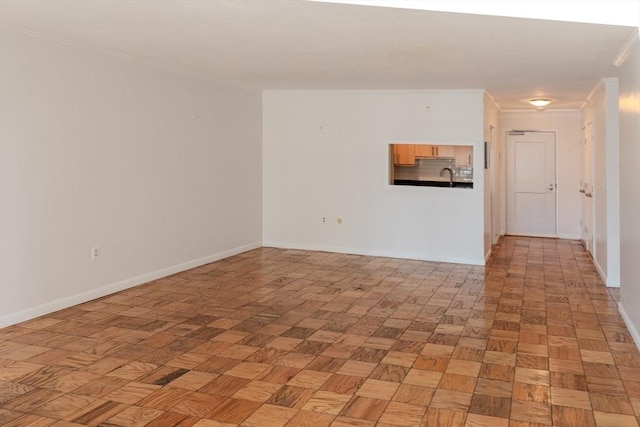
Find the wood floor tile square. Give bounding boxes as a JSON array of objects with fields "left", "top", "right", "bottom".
[
  {"left": 287, "top": 369, "right": 332, "bottom": 389},
  {"left": 403, "top": 368, "right": 442, "bottom": 388},
  {"left": 378, "top": 401, "right": 426, "bottom": 426},
  {"left": 510, "top": 400, "right": 552, "bottom": 425},
  {"left": 370, "top": 363, "right": 409, "bottom": 383},
  {"left": 232, "top": 380, "right": 283, "bottom": 402},
  {"left": 302, "top": 390, "right": 351, "bottom": 415},
  {"left": 3, "top": 387, "right": 64, "bottom": 413},
  {"left": 104, "top": 381, "right": 160, "bottom": 404},
  {"left": 474, "top": 378, "right": 512, "bottom": 398},
  {"left": 257, "top": 365, "right": 300, "bottom": 384},
  {"left": 267, "top": 385, "right": 316, "bottom": 408},
  {"left": 320, "top": 374, "right": 366, "bottom": 394},
  {"left": 590, "top": 392, "right": 635, "bottom": 415},
  {"left": 336, "top": 360, "right": 377, "bottom": 377},
  {"left": 242, "top": 404, "right": 297, "bottom": 427},
  {"left": 275, "top": 352, "right": 315, "bottom": 369},
  {"left": 515, "top": 367, "right": 550, "bottom": 386},
  {"left": 103, "top": 405, "right": 163, "bottom": 426},
  {"left": 593, "top": 411, "right": 639, "bottom": 427},
  {"left": 205, "top": 396, "right": 261, "bottom": 424},
  {"left": 340, "top": 396, "right": 387, "bottom": 421},
  {"left": 283, "top": 409, "right": 334, "bottom": 426},
  {"left": 166, "top": 370, "right": 219, "bottom": 390},
  {"left": 438, "top": 373, "right": 477, "bottom": 393},
  {"left": 465, "top": 413, "right": 509, "bottom": 427},
  {"left": 550, "top": 372, "right": 588, "bottom": 391},
  {"left": 421, "top": 408, "right": 467, "bottom": 427},
  {"left": 305, "top": 356, "right": 346, "bottom": 373},
  {"left": 479, "top": 363, "right": 515, "bottom": 381},
  {"left": 0, "top": 360, "right": 44, "bottom": 381},
  {"left": 413, "top": 355, "right": 449, "bottom": 371},
  {"left": 430, "top": 389, "right": 473, "bottom": 411},
  {"left": 168, "top": 391, "right": 225, "bottom": 418},
  {"left": 392, "top": 383, "right": 435, "bottom": 406},
  {"left": 223, "top": 361, "right": 270, "bottom": 379},
  {"left": 512, "top": 383, "right": 551, "bottom": 405},
  {"left": 468, "top": 394, "right": 511, "bottom": 418},
  {"left": 550, "top": 387, "right": 592, "bottom": 410},
  {"left": 144, "top": 411, "right": 198, "bottom": 426},
  {"left": 2, "top": 413, "right": 58, "bottom": 427},
  {"left": 69, "top": 400, "right": 129, "bottom": 425},
  {"left": 198, "top": 374, "right": 250, "bottom": 397},
  {"left": 552, "top": 405, "right": 596, "bottom": 427},
  {"left": 31, "top": 393, "right": 98, "bottom": 419},
  {"left": 355, "top": 379, "right": 399, "bottom": 400}
]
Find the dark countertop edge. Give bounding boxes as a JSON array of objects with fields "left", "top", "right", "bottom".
[{"left": 393, "top": 180, "right": 474, "bottom": 188}]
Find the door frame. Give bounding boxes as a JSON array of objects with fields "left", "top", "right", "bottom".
[{"left": 505, "top": 130, "right": 558, "bottom": 237}]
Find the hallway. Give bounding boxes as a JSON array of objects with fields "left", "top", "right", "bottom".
[{"left": 1, "top": 236, "right": 638, "bottom": 426}]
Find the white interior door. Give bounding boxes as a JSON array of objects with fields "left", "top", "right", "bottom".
[
  {"left": 506, "top": 131, "right": 556, "bottom": 236},
  {"left": 581, "top": 123, "right": 594, "bottom": 254}
]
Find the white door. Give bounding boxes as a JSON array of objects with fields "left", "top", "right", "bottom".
[
  {"left": 506, "top": 131, "right": 556, "bottom": 236},
  {"left": 581, "top": 123, "right": 594, "bottom": 254}
]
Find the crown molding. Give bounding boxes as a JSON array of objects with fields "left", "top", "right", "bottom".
[{"left": 613, "top": 28, "right": 639, "bottom": 68}]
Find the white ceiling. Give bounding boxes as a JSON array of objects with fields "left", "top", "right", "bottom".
[{"left": 0, "top": 0, "right": 636, "bottom": 110}]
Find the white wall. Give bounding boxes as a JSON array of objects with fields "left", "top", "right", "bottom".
[
  {"left": 0, "top": 29, "right": 263, "bottom": 326},
  {"left": 263, "top": 90, "right": 486, "bottom": 264},
  {"left": 483, "top": 93, "right": 501, "bottom": 258},
  {"left": 499, "top": 111, "right": 582, "bottom": 239},
  {"left": 581, "top": 79, "right": 620, "bottom": 286},
  {"left": 617, "top": 31, "right": 640, "bottom": 347}
]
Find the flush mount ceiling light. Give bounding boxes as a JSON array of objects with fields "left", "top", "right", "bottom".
[{"left": 529, "top": 98, "right": 551, "bottom": 107}]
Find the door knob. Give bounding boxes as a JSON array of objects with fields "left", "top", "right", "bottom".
[
  {"left": 585, "top": 192, "right": 593, "bottom": 198},
  {"left": 548, "top": 185, "right": 554, "bottom": 191},
  {"left": 579, "top": 189, "right": 585, "bottom": 193}
]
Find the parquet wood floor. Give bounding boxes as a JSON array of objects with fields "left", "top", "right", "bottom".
[{"left": 1, "top": 236, "right": 639, "bottom": 426}]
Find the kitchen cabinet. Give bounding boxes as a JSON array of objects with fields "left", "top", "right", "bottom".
[
  {"left": 394, "top": 144, "right": 415, "bottom": 165},
  {"left": 455, "top": 146, "right": 473, "bottom": 166},
  {"left": 436, "top": 145, "right": 455, "bottom": 158},
  {"left": 414, "top": 145, "right": 455, "bottom": 158},
  {"left": 414, "top": 144, "right": 436, "bottom": 158}
]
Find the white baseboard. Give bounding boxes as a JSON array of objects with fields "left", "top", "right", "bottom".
[
  {"left": 263, "top": 241, "right": 485, "bottom": 266},
  {"left": 557, "top": 233, "right": 582, "bottom": 240},
  {"left": 0, "top": 241, "right": 262, "bottom": 328},
  {"left": 618, "top": 302, "right": 640, "bottom": 352},
  {"left": 484, "top": 247, "right": 492, "bottom": 264},
  {"left": 588, "top": 250, "right": 620, "bottom": 288}
]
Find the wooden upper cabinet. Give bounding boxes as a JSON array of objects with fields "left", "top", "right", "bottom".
[
  {"left": 414, "top": 145, "right": 435, "bottom": 158},
  {"left": 436, "top": 145, "right": 455, "bottom": 158},
  {"left": 455, "top": 146, "right": 473, "bottom": 165},
  {"left": 414, "top": 145, "right": 455, "bottom": 158},
  {"left": 394, "top": 144, "right": 415, "bottom": 165}
]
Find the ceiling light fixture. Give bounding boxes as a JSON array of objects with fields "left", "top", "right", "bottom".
[{"left": 529, "top": 98, "right": 551, "bottom": 107}]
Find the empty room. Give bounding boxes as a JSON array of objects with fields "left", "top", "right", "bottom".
[{"left": 1, "top": 1, "right": 639, "bottom": 426}]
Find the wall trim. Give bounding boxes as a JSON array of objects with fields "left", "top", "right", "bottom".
[
  {"left": 263, "top": 241, "right": 485, "bottom": 266},
  {"left": 618, "top": 302, "right": 640, "bottom": 352},
  {"left": 613, "top": 28, "right": 640, "bottom": 67},
  {"left": 484, "top": 247, "right": 493, "bottom": 264},
  {"left": 0, "top": 241, "right": 262, "bottom": 328},
  {"left": 557, "top": 233, "right": 582, "bottom": 240}
]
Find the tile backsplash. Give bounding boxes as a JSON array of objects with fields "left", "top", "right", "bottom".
[{"left": 394, "top": 158, "right": 473, "bottom": 181}]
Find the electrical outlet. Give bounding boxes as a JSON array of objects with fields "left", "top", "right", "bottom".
[
  {"left": 322, "top": 217, "right": 326, "bottom": 223},
  {"left": 91, "top": 247, "right": 100, "bottom": 260}
]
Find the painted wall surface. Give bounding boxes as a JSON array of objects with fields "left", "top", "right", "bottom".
[
  {"left": 499, "top": 111, "right": 582, "bottom": 239},
  {"left": 581, "top": 79, "right": 620, "bottom": 286},
  {"left": 483, "top": 94, "right": 501, "bottom": 257},
  {"left": 263, "top": 90, "right": 486, "bottom": 264},
  {"left": 0, "top": 29, "right": 263, "bottom": 326},
  {"left": 617, "top": 32, "right": 640, "bottom": 347}
]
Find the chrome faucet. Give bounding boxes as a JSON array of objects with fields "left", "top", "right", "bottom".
[{"left": 440, "top": 167, "right": 454, "bottom": 187}]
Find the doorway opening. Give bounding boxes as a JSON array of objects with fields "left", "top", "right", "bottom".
[{"left": 506, "top": 131, "right": 557, "bottom": 237}]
